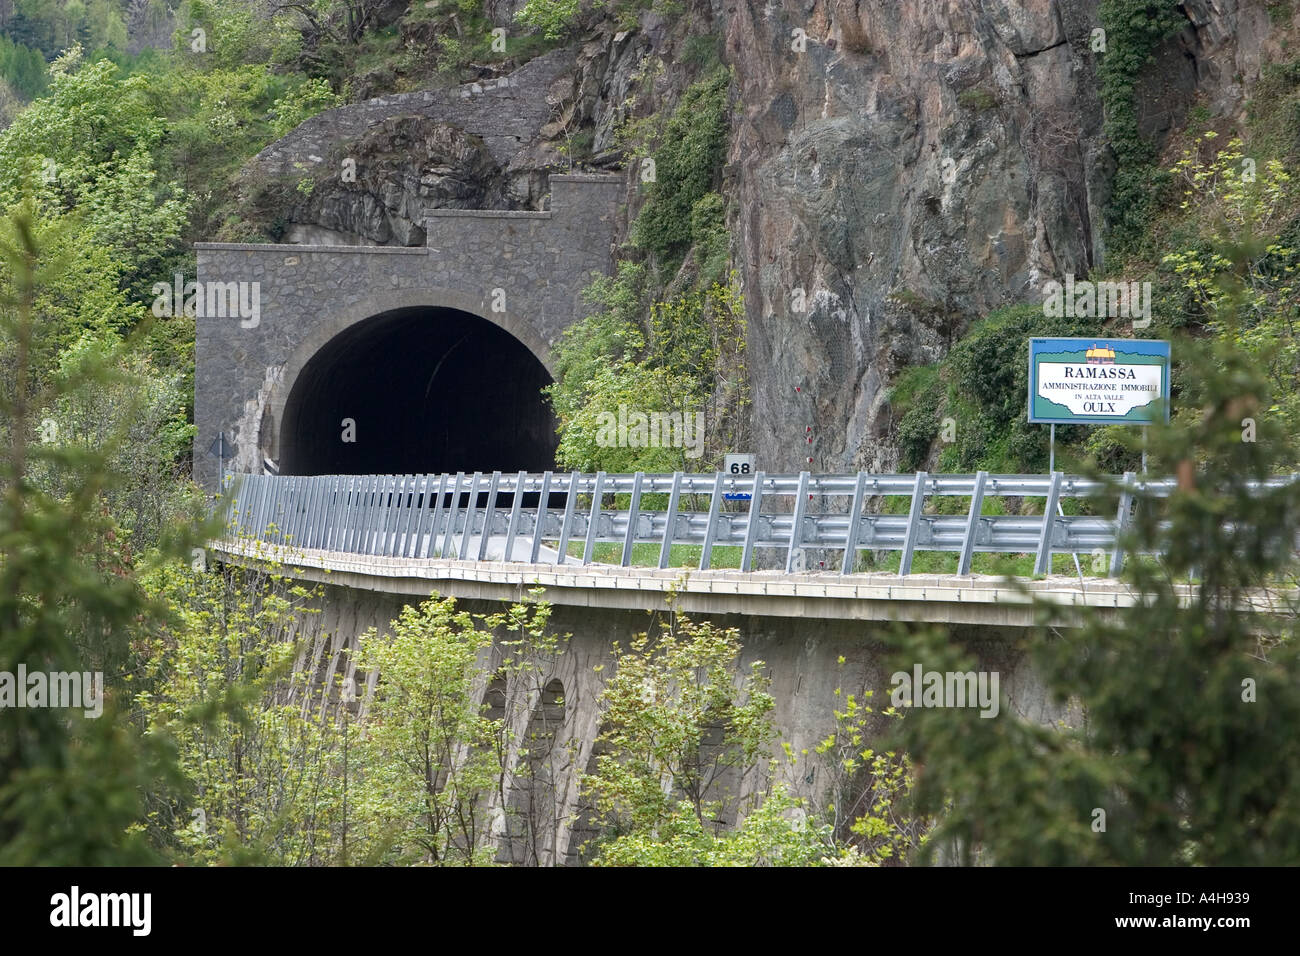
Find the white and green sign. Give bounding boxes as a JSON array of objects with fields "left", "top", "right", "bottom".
[{"left": 1028, "top": 338, "right": 1170, "bottom": 425}]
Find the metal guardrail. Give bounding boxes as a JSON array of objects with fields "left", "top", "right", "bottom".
[{"left": 216, "top": 469, "right": 1205, "bottom": 577}]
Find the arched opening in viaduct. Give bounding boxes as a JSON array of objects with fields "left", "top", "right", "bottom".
[{"left": 279, "top": 306, "right": 558, "bottom": 476}]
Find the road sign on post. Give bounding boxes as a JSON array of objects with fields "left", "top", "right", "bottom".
[
  {"left": 723, "top": 454, "right": 755, "bottom": 500},
  {"left": 1028, "top": 338, "right": 1171, "bottom": 425}
]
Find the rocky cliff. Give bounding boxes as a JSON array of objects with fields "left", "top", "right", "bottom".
[{"left": 245, "top": 0, "right": 1284, "bottom": 472}]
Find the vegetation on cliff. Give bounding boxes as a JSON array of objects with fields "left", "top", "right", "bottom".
[{"left": 3, "top": 0, "right": 1300, "bottom": 869}]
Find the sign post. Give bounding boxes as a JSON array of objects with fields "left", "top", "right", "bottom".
[
  {"left": 1028, "top": 338, "right": 1171, "bottom": 578},
  {"left": 208, "top": 431, "right": 233, "bottom": 489}
]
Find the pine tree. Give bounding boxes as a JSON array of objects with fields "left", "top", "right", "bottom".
[{"left": 892, "top": 245, "right": 1300, "bottom": 865}]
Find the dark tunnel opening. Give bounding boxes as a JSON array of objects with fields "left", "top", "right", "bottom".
[{"left": 279, "top": 307, "right": 558, "bottom": 477}]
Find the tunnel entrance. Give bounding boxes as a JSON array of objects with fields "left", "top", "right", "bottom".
[{"left": 279, "top": 307, "right": 557, "bottom": 476}]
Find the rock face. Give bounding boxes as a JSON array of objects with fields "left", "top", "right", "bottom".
[
  {"left": 284, "top": 116, "right": 518, "bottom": 245},
  {"left": 725, "top": 0, "right": 1108, "bottom": 475},
  {"left": 248, "top": 0, "right": 1281, "bottom": 469},
  {"left": 250, "top": 50, "right": 579, "bottom": 245},
  {"left": 721, "top": 0, "right": 1279, "bottom": 475}
]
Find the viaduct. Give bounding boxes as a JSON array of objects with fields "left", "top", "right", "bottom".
[{"left": 196, "top": 171, "right": 1085, "bottom": 865}]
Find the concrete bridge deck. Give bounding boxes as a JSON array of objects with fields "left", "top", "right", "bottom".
[{"left": 210, "top": 537, "right": 1222, "bottom": 629}]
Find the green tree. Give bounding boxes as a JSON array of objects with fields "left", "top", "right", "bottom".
[
  {"left": 578, "top": 609, "right": 922, "bottom": 866},
  {"left": 349, "top": 595, "right": 505, "bottom": 865},
  {"left": 135, "top": 551, "right": 345, "bottom": 866},
  {"left": 0, "top": 52, "right": 191, "bottom": 300},
  {"left": 893, "top": 267, "right": 1300, "bottom": 864},
  {"left": 0, "top": 206, "right": 193, "bottom": 865},
  {"left": 579, "top": 612, "right": 833, "bottom": 865}
]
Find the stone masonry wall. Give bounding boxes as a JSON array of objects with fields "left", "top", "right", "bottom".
[
  {"left": 309, "top": 582, "right": 1068, "bottom": 866},
  {"left": 193, "top": 174, "right": 623, "bottom": 487}
]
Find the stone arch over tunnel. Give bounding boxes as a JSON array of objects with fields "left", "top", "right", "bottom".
[{"left": 277, "top": 304, "right": 558, "bottom": 476}]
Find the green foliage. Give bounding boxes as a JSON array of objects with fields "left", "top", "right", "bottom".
[
  {"left": 176, "top": 0, "right": 302, "bottom": 72},
  {"left": 0, "top": 207, "right": 200, "bottom": 865},
  {"left": 395, "top": 0, "right": 561, "bottom": 84},
  {"left": 136, "top": 555, "right": 346, "bottom": 865},
  {"left": 5, "top": 0, "right": 128, "bottom": 57},
  {"left": 581, "top": 612, "right": 921, "bottom": 866},
  {"left": 780, "top": 665, "right": 924, "bottom": 864},
  {"left": 41, "top": 331, "right": 196, "bottom": 551},
  {"left": 1159, "top": 132, "right": 1300, "bottom": 440},
  {"left": 894, "top": 273, "right": 1300, "bottom": 864},
  {"left": 268, "top": 77, "right": 342, "bottom": 138},
  {"left": 591, "top": 783, "right": 835, "bottom": 866},
  {"left": 0, "top": 55, "right": 161, "bottom": 204},
  {"left": 0, "top": 34, "right": 49, "bottom": 101},
  {"left": 956, "top": 87, "right": 997, "bottom": 111},
  {"left": 581, "top": 615, "right": 800, "bottom": 864},
  {"left": 349, "top": 596, "right": 504, "bottom": 865},
  {"left": 889, "top": 364, "right": 942, "bottom": 472},
  {"left": 1097, "top": 0, "right": 1184, "bottom": 252},
  {"left": 546, "top": 269, "right": 747, "bottom": 472},
  {"left": 629, "top": 67, "right": 731, "bottom": 266},
  {"left": 515, "top": 0, "right": 682, "bottom": 41},
  {"left": 515, "top": 0, "right": 583, "bottom": 40},
  {"left": 917, "top": 305, "right": 1096, "bottom": 473},
  {"left": 0, "top": 53, "right": 191, "bottom": 299}
]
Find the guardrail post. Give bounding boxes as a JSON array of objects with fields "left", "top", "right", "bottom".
[
  {"left": 459, "top": 472, "right": 483, "bottom": 560},
  {"left": 530, "top": 471, "right": 552, "bottom": 564},
  {"left": 556, "top": 471, "right": 579, "bottom": 565},
  {"left": 741, "top": 471, "right": 766, "bottom": 572},
  {"left": 785, "top": 471, "right": 811, "bottom": 574},
  {"left": 378, "top": 475, "right": 393, "bottom": 555},
  {"left": 957, "top": 471, "right": 988, "bottom": 575},
  {"left": 276, "top": 476, "right": 293, "bottom": 544},
  {"left": 304, "top": 476, "right": 325, "bottom": 549},
  {"left": 658, "top": 472, "right": 683, "bottom": 569},
  {"left": 441, "top": 472, "right": 463, "bottom": 558},
  {"left": 351, "top": 476, "right": 370, "bottom": 554},
  {"left": 275, "top": 476, "right": 292, "bottom": 544},
  {"left": 374, "top": 475, "right": 392, "bottom": 556},
  {"left": 582, "top": 471, "right": 606, "bottom": 566},
  {"left": 382, "top": 475, "right": 404, "bottom": 556},
  {"left": 899, "top": 471, "right": 928, "bottom": 575},
  {"left": 699, "top": 471, "right": 725, "bottom": 570},
  {"left": 1034, "top": 471, "right": 1063, "bottom": 576},
  {"left": 840, "top": 471, "right": 867, "bottom": 576},
  {"left": 622, "top": 472, "right": 644, "bottom": 567},
  {"left": 315, "top": 477, "right": 335, "bottom": 550},
  {"left": 1109, "top": 470, "right": 1136, "bottom": 577},
  {"left": 275, "top": 475, "right": 289, "bottom": 543},
  {"left": 284, "top": 476, "right": 301, "bottom": 545},
  {"left": 242, "top": 474, "right": 264, "bottom": 540},
  {"left": 395, "top": 476, "right": 413, "bottom": 557},
  {"left": 364, "top": 476, "right": 383, "bottom": 555},
  {"left": 283, "top": 476, "right": 301, "bottom": 545},
  {"left": 336, "top": 475, "right": 354, "bottom": 551},
  {"left": 505, "top": 471, "right": 526, "bottom": 563},
  {"left": 421, "top": 474, "right": 446, "bottom": 558},
  {"left": 395, "top": 475, "right": 412, "bottom": 557},
  {"left": 399, "top": 475, "right": 421, "bottom": 557},
  {"left": 478, "top": 471, "right": 502, "bottom": 561},
  {"left": 364, "top": 475, "right": 383, "bottom": 555}
]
